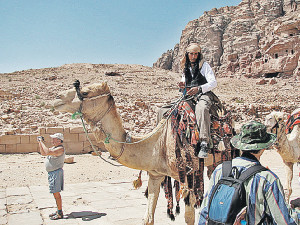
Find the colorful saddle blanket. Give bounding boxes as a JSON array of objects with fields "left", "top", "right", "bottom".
[
  {"left": 286, "top": 111, "right": 300, "bottom": 134},
  {"left": 160, "top": 100, "right": 204, "bottom": 220},
  {"left": 162, "top": 99, "right": 238, "bottom": 221},
  {"left": 171, "top": 101, "right": 199, "bottom": 145}
]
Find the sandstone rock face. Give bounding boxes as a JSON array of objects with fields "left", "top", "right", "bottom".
[{"left": 153, "top": 0, "right": 300, "bottom": 78}]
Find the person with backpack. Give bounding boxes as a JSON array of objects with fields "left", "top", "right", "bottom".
[{"left": 198, "top": 120, "right": 300, "bottom": 225}]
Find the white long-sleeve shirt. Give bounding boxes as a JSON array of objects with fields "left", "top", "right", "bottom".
[{"left": 181, "top": 61, "right": 217, "bottom": 93}]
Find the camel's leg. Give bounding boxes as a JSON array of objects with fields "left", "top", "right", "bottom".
[
  {"left": 283, "top": 161, "right": 294, "bottom": 203},
  {"left": 143, "top": 174, "right": 164, "bottom": 225},
  {"left": 185, "top": 203, "right": 195, "bottom": 225},
  {"left": 184, "top": 191, "right": 196, "bottom": 225}
]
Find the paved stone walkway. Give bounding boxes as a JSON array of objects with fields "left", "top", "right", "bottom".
[
  {"left": 0, "top": 151, "right": 299, "bottom": 225},
  {"left": 0, "top": 178, "right": 202, "bottom": 225}
]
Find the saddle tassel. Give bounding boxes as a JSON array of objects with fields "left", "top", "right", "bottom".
[{"left": 218, "top": 139, "right": 226, "bottom": 151}]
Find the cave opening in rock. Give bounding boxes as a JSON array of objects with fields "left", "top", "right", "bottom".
[{"left": 265, "top": 72, "right": 279, "bottom": 78}]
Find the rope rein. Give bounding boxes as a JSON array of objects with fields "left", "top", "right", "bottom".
[
  {"left": 108, "top": 94, "right": 190, "bottom": 145},
  {"left": 72, "top": 80, "right": 192, "bottom": 161}
]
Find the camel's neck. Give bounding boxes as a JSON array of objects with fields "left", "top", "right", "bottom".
[
  {"left": 85, "top": 103, "right": 127, "bottom": 158},
  {"left": 276, "top": 121, "right": 290, "bottom": 151},
  {"left": 277, "top": 122, "right": 287, "bottom": 143},
  {"left": 82, "top": 97, "right": 170, "bottom": 172}
]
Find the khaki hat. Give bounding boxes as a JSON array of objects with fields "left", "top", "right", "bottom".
[
  {"left": 50, "top": 133, "right": 64, "bottom": 141},
  {"left": 230, "top": 121, "right": 276, "bottom": 151}
]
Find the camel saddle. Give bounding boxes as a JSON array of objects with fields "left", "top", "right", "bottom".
[
  {"left": 160, "top": 93, "right": 238, "bottom": 221},
  {"left": 286, "top": 111, "right": 300, "bottom": 134}
]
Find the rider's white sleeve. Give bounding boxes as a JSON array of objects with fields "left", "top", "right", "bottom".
[{"left": 200, "top": 62, "right": 217, "bottom": 93}]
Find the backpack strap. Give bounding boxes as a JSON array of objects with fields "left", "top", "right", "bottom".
[
  {"left": 222, "top": 161, "right": 268, "bottom": 181},
  {"left": 238, "top": 164, "right": 268, "bottom": 181},
  {"left": 222, "top": 160, "right": 233, "bottom": 178}
]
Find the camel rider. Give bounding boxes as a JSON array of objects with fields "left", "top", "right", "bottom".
[{"left": 178, "top": 43, "right": 217, "bottom": 158}]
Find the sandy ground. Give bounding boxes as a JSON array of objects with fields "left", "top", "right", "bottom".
[
  {"left": 0, "top": 149, "right": 299, "bottom": 202},
  {"left": 0, "top": 152, "right": 139, "bottom": 189}
]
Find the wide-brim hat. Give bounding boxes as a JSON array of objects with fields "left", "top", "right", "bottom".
[{"left": 230, "top": 120, "right": 276, "bottom": 151}]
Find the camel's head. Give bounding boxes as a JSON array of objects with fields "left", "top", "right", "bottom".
[
  {"left": 264, "top": 111, "right": 286, "bottom": 131},
  {"left": 53, "top": 82, "right": 111, "bottom": 116}
]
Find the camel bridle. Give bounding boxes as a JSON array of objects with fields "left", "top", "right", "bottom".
[
  {"left": 72, "top": 80, "right": 126, "bottom": 163},
  {"left": 271, "top": 119, "right": 280, "bottom": 136},
  {"left": 71, "top": 80, "right": 188, "bottom": 161},
  {"left": 73, "top": 80, "right": 113, "bottom": 120},
  {"left": 270, "top": 116, "right": 285, "bottom": 147}
]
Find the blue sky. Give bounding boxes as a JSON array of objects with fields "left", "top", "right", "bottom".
[{"left": 1, "top": 0, "right": 241, "bottom": 73}]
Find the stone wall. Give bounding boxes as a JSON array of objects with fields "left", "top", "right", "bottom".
[{"left": 0, "top": 127, "right": 105, "bottom": 154}]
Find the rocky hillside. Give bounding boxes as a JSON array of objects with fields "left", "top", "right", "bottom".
[
  {"left": 1, "top": 63, "right": 299, "bottom": 136},
  {"left": 153, "top": 0, "right": 300, "bottom": 78}
]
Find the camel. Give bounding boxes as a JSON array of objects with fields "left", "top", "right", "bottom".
[
  {"left": 53, "top": 82, "right": 196, "bottom": 224},
  {"left": 53, "top": 81, "right": 234, "bottom": 225},
  {"left": 264, "top": 108, "right": 300, "bottom": 202}
]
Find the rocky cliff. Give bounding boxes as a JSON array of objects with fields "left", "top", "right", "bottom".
[{"left": 153, "top": 0, "right": 300, "bottom": 78}]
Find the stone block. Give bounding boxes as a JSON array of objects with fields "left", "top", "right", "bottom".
[
  {"left": 20, "top": 135, "right": 30, "bottom": 144},
  {"left": 64, "top": 142, "right": 84, "bottom": 154},
  {"left": 63, "top": 133, "right": 79, "bottom": 143},
  {"left": 70, "top": 127, "right": 84, "bottom": 133},
  {"left": 0, "top": 145, "right": 5, "bottom": 153},
  {"left": 38, "top": 127, "right": 46, "bottom": 134},
  {"left": 79, "top": 133, "right": 87, "bottom": 142},
  {"left": 5, "top": 144, "right": 17, "bottom": 153},
  {"left": 0, "top": 135, "right": 21, "bottom": 145},
  {"left": 45, "top": 127, "right": 64, "bottom": 134},
  {"left": 17, "top": 143, "right": 39, "bottom": 153},
  {"left": 64, "top": 127, "right": 70, "bottom": 134},
  {"left": 30, "top": 135, "right": 40, "bottom": 144}
]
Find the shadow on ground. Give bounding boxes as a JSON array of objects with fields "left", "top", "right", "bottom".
[{"left": 66, "top": 211, "right": 107, "bottom": 221}]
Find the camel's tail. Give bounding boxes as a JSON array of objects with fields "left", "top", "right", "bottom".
[{"left": 133, "top": 170, "right": 143, "bottom": 189}]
